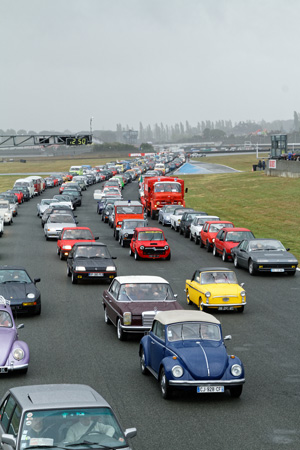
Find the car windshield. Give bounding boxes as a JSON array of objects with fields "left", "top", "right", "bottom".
[
  {"left": 74, "top": 246, "right": 110, "bottom": 258},
  {"left": 116, "top": 206, "right": 142, "bottom": 214},
  {"left": 41, "top": 200, "right": 55, "bottom": 206},
  {"left": 163, "top": 206, "right": 177, "bottom": 213},
  {"left": 0, "top": 269, "right": 31, "bottom": 284},
  {"left": 19, "top": 407, "right": 125, "bottom": 449},
  {"left": 174, "top": 209, "right": 186, "bottom": 215},
  {"left": 225, "top": 231, "right": 253, "bottom": 242},
  {"left": 0, "top": 204, "right": 9, "bottom": 209},
  {"left": 123, "top": 221, "right": 145, "bottom": 229},
  {"left": 209, "top": 223, "right": 231, "bottom": 232},
  {"left": 0, "top": 310, "right": 13, "bottom": 327},
  {"left": 167, "top": 322, "right": 221, "bottom": 341},
  {"left": 138, "top": 231, "right": 164, "bottom": 241},
  {"left": 200, "top": 271, "right": 237, "bottom": 284},
  {"left": 118, "top": 283, "right": 174, "bottom": 301},
  {"left": 49, "top": 215, "right": 75, "bottom": 224},
  {"left": 249, "top": 239, "right": 285, "bottom": 251},
  {"left": 63, "top": 230, "right": 93, "bottom": 240},
  {"left": 197, "top": 217, "right": 219, "bottom": 225},
  {"left": 154, "top": 182, "right": 181, "bottom": 193}
]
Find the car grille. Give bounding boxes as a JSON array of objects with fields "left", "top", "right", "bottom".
[
  {"left": 143, "top": 247, "right": 166, "bottom": 255},
  {"left": 142, "top": 311, "right": 157, "bottom": 327},
  {"left": 213, "top": 295, "right": 238, "bottom": 302}
]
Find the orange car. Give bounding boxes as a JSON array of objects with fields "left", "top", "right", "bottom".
[
  {"left": 57, "top": 227, "right": 98, "bottom": 260},
  {"left": 200, "top": 221, "right": 234, "bottom": 252}
]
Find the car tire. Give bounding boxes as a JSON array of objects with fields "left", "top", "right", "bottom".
[
  {"left": 213, "top": 245, "right": 218, "bottom": 257},
  {"left": 222, "top": 249, "right": 227, "bottom": 262},
  {"left": 121, "top": 237, "right": 125, "bottom": 247},
  {"left": 179, "top": 227, "right": 183, "bottom": 235},
  {"left": 104, "top": 308, "right": 111, "bottom": 325},
  {"left": 117, "top": 318, "right": 126, "bottom": 341},
  {"left": 248, "top": 259, "right": 256, "bottom": 276},
  {"left": 189, "top": 233, "right": 193, "bottom": 241},
  {"left": 234, "top": 255, "right": 239, "bottom": 268},
  {"left": 20, "top": 368, "right": 28, "bottom": 375},
  {"left": 206, "top": 241, "right": 211, "bottom": 252},
  {"left": 67, "top": 265, "right": 71, "bottom": 277},
  {"left": 237, "top": 306, "right": 244, "bottom": 313},
  {"left": 129, "top": 248, "right": 133, "bottom": 257},
  {"left": 151, "top": 209, "right": 156, "bottom": 220},
  {"left": 57, "top": 247, "right": 60, "bottom": 255},
  {"left": 230, "top": 385, "right": 243, "bottom": 398},
  {"left": 45, "top": 235, "right": 49, "bottom": 241},
  {"left": 59, "top": 251, "right": 64, "bottom": 260},
  {"left": 165, "top": 252, "right": 171, "bottom": 261},
  {"left": 199, "top": 237, "right": 204, "bottom": 248},
  {"left": 160, "top": 368, "right": 172, "bottom": 399},
  {"left": 34, "top": 304, "right": 41, "bottom": 315},
  {"left": 71, "top": 273, "right": 78, "bottom": 284},
  {"left": 140, "top": 349, "right": 148, "bottom": 375},
  {"left": 134, "top": 250, "right": 140, "bottom": 261},
  {"left": 184, "top": 229, "right": 189, "bottom": 238}
]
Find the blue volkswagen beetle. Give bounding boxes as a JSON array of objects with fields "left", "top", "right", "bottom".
[{"left": 139, "top": 310, "right": 245, "bottom": 399}]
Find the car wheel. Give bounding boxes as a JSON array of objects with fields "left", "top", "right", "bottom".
[
  {"left": 234, "top": 255, "right": 239, "bottom": 268},
  {"left": 45, "top": 235, "right": 49, "bottom": 241},
  {"left": 162, "top": 220, "right": 166, "bottom": 227},
  {"left": 237, "top": 306, "right": 244, "bottom": 313},
  {"left": 213, "top": 245, "right": 218, "bottom": 257},
  {"left": 129, "top": 248, "right": 133, "bottom": 257},
  {"left": 195, "top": 236, "right": 199, "bottom": 245},
  {"left": 71, "top": 273, "right": 78, "bottom": 284},
  {"left": 175, "top": 225, "right": 179, "bottom": 232},
  {"left": 134, "top": 250, "right": 140, "bottom": 261},
  {"left": 20, "top": 367, "right": 28, "bottom": 375},
  {"left": 222, "top": 249, "right": 227, "bottom": 262},
  {"left": 179, "top": 227, "right": 183, "bottom": 235},
  {"left": 206, "top": 241, "right": 211, "bottom": 252},
  {"left": 165, "top": 252, "right": 171, "bottom": 261},
  {"left": 140, "top": 349, "right": 148, "bottom": 375},
  {"left": 59, "top": 250, "right": 64, "bottom": 260},
  {"left": 199, "top": 238, "right": 204, "bottom": 248},
  {"left": 189, "top": 232, "right": 193, "bottom": 241},
  {"left": 230, "top": 385, "right": 243, "bottom": 398},
  {"left": 184, "top": 229, "right": 189, "bottom": 238},
  {"left": 160, "top": 368, "right": 172, "bottom": 399},
  {"left": 34, "top": 304, "right": 41, "bottom": 315},
  {"left": 104, "top": 308, "right": 111, "bottom": 325},
  {"left": 67, "top": 265, "right": 71, "bottom": 277},
  {"left": 57, "top": 247, "right": 60, "bottom": 255},
  {"left": 117, "top": 318, "right": 126, "bottom": 341},
  {"left": 248, "top": 259, "right": 256, "bottom": 276},
  {"left": 121, "top": 237, "right": 125, "bottom": 247},
  {"left": 151, "top": 209, "right": 156, "bottom": 219}
]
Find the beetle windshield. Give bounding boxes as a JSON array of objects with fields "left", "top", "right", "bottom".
[
  {"left": 19, "top": 408, "right": 125, "bottom": 448},
  {"left": 167, "top": 322, "right": 221, "bottom": 341},
  {"left": 0, "top": 310, "right": 13, "bottom": 327}
]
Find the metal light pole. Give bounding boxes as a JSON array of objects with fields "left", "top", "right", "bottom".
[{"left": 90, "top": 117, "right": 94, "bottom": 135}]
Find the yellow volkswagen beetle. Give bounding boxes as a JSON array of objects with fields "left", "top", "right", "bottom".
[{"left": 185, "top": 267, "right": 246, "bottom": 313}]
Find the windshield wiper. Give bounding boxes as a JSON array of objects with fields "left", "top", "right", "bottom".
[{"left": 65, "top": 443, "right": 115, "bottom": 450}]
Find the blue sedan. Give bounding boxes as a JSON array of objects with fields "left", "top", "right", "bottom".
[{"left": 139, "top": 310, "right": 245, "bottom": 399}]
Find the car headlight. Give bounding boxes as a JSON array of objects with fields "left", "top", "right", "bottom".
[
  {"left": 172, "top": 365, "right": 183, "bottom": 378},
  {"left": 27, "top": 293, "right": 35, "bottom": 299},
  {"left": 164, "top": 245, "right": 169, "bottom": 250},
  {"left": 13, "top": 348, "right": 24, "bottom": 361},
  {"left": 124, "top": 233, "right": 129, "bottom": 238},
  {"left": 241, "top": 291, "right": 246, "bottom": 297},
  {"left": 140, "top": 245, "right": 145, "bottom": 250},
  {"left": 117, "top": 221, "right": 122, "bottom": 225},
  {"left": 205, "top": 292, "right": 211, "bottom": 298},
  {"left": 62, "top": 245, "right": 72, "bottom": 250},
  {"left": 75, "top": 266, "right": 86, "bottom": 271},
  {"left": 178, "top": 202, "right": 181, "bottom": 205},
  {"left": 156, "top": 201, "right": 160, "bottom": 205},
  {"left": 106, "top": 266, "right": 115, "bottom": 271},
  {"left": 231, "top": 364, "right": 242, "bottom": 377},
  {"left": 123, "top": 312, "right": 131, "bottom": 325},
  {"left": 212, "top": 238, "right": 215, "bottom": 242}
]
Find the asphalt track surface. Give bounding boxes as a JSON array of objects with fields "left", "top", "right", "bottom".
[{"left": 1, "top": 179, "right": 300, "bottom": 450}]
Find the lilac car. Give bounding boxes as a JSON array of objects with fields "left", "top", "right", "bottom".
[{"left": 0, "top": 297, "right": 29, "bottom": 374}]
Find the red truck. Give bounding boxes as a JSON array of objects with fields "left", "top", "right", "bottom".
[{"left": 142, "top": 176, "right": 187, "bottom": 219}]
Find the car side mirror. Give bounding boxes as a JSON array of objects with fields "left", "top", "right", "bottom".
[
  {"left": 185, "top": 188, "right": 188, "bottom": 193},
  {"left": 240, "top": 249, "right": 245, "bottom": 252},
  {"left": 95, "top": 237, "right": 99, "bottom": 240},
  {"left": 34, "top": 278, "right": 41, "bottom": 283},
  {"left": 174, "top": 294, "right": 178, "bottom": 298},
  {"left": 112, "top": 256, "right": 117, "bottom": 259},
  {"left": 75, "top": 221, "right": 79, "bottom": 224},
  {"left": 1, "top": 434, "right": 17, "bottom": 448},
  {"left": 165, "top": 238, "right": 167, "bottom": 241},
  {"left": 240, "top": 282, "right": 245, "bottom": 287},
  {"left": 124, "top": 428, "right": 137, "bottom": 439},
  {"left": 224, "top": 335, "right": 232, "bottom": 341},
  {"left": 68, "top": 255, "right": 73, "bottom": 259},
  {"left": 17, "top": 324, "right": 24, "bottom": 330},
  {"left": 286, "top": 248, "right": 290, "bottom": 251}
]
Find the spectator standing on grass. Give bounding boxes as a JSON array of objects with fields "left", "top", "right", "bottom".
[
  {"left": 262, "top": 159, "right": 266, "bottom": 170},
  {"left": 258, "top": 160, "right": 262, "bottom": 171}
]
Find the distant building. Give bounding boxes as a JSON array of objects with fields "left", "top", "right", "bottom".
[{"left": 122, "top": 129, "right": 138, "bottom": 145}]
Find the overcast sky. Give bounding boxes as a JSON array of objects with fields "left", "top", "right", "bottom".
[{"left": 0, "top": 0, "right": 299, "bottom": 133}]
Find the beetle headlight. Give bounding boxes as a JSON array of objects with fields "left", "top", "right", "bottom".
[
  {"left": 231, "top": 364, "right": 242, "bottom": 377},
  {"left": 27, "top": 293, "right": 35, "bottom": 299},
  {"left": 75, "top": 266, "right": 86, "bottom": 271},
  {"left": 241, "top": 291, "right": 246, "bottom": 297},
  {"left": 140, "top": 245, "right": 145, "bottom": 250},
  {"left": 164, "top": 245, "right": 169, "bottom": 250},
  {"left": 205, "top": 292, "right": 211, "bottom": 298},
  {"left": 123, "top": 312, "right": 132, "bottom": 325},
  {"left": 106, "top": 266, "right": 115, "bottom": 271},
  {"left": 172, "top": 365, "right": 183, "bottom": 378},
  {"left": 13, "top": 348, "right": 24, "bottom": 361}
]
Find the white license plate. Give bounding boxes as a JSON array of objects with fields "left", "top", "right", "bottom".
[
  {"left": 218, "top": 306, "right": 234, "bottom": 310},
  {"left": 89, "top": 273, "right": 104, "bottom": 277},
  {"left": 197, "top": 386, "right": 224, "bottom": 393},
  {"left": 271, "top": 268, "right": 284, "bottom": 272}
]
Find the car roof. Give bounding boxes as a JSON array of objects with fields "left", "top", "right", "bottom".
[
  {"left": 223, "top": 227, "right": 251, "bottom": 232},
  {"left": 197, "top": 267, "right": 234, "bottom": 273},
  {"left": 135, "top": 227, "right": 163, "bottom": 232},
  {"left": 7, "top": 384, "right": 110, "bottom": 410},
  {"left": 73, "top": 242, "right": 106, "bottom": 248},
  {"left": 0, "top": 265, "right": 28, "bottom": 271},
  {"left": 114, "top": 275, "right": 169, "bottom": 284},
  {"left": 62, "top": 227, "right": 91, "bottom": 231},
  {"left": 155, "top": 310, "right": 220, "bottom": 325},
  {"left": 205, "top": 221, "right": 233, "bottom": 224},
  {"left": 114, "top": 200, "right": 142, "bottom": 206}
]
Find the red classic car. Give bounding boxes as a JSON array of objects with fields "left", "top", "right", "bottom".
[
  {"left": 57, "top": 227, "right": 98, "bottom": 259},
  {"left": 200, "top": 221, "right": 234, "bottom": 252},
  {"left": 213, "top": 227, "right": 255, "bottom": 261},
  {"left": 129, "top": 227, "right": 171, "bottom": 260}
]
